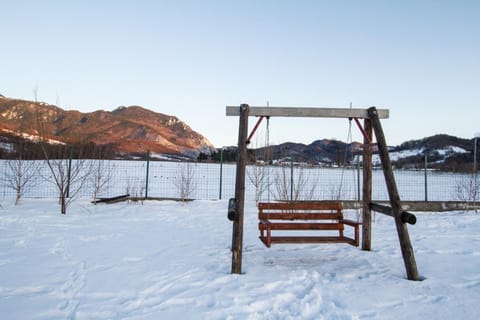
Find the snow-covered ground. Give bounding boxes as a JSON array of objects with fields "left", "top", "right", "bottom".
[{"left": 1, "top": 199, "right": 479, "bottom": 319}]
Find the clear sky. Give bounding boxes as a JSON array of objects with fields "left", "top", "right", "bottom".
[{"left": 2, "top": 0, "right": 479, "bottom": 147}]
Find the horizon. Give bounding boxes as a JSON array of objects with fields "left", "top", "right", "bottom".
[{"left": 1, "top": 1, "right": 479, "bottom": 147}]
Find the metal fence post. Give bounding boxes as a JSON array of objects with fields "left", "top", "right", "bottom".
[
  {"left": 219, "top": 148, "right": 224, "bottom": 200},
  {"left": 357, "top": 156, "right": 361, "bottom": 201},
  {"left": 66, "top": 146, "right": 73, "bottom": 198},
  {"left": 145, "top": 150, "right": 150, "bottom": 198},
  {"left": 424, "top": 154, "right": 428, "bottom": 202},
  {"left": 290, "top": 158, "right": 294, "bottom": 201}
]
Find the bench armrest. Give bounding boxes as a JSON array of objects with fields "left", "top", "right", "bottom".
[
  {"left": 259, "top": 219, "right": 271, "bottom": 226},
  {"left": 340, "top": 219, "right": 360, "bottom": 246},
  {"left": 340, "top": 219, "right": 362, "bottom": 226}
]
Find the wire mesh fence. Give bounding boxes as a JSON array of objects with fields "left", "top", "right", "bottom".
[{"left": 0, "top": 158, "right": 476, "bottom": 202}]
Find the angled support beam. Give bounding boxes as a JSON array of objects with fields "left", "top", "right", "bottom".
[
  {"left": 246, "top": 116, "right": 265, "bottom": 145},
  {"left": 353, "top": 117, "right": 372, "bottom": 144},
  {"left": 368, "top": 107, "right": 420, "bottom": 281}
]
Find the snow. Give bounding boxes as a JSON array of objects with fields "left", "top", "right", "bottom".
[
  {"left": 371, "top": 146, "right": 470, "bottom": 166},
  {"left": 0, "top": 142, "right": 14, "bottom": 152},
  {"left": 1, "top": 129, "right": 65, "bottom": 145},
  {"left": 1, "top": 199, "right": 479, "bottom": 319},
  {"left": 436, "top": 146, "right": 469, "bottom": 156},
  {"left": 371, "top": 148, "right": 424, "bottom": 166}
]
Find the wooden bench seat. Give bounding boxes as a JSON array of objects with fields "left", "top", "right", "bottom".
[{"left": 258, "top": 201, "right": 360, "bottom": 248}]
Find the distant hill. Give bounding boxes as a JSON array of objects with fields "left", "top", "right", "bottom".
[
  {"left": 209, "top": 134, "right": 477, "bottom": 172},
  {"left": 0, "top": 96, "right": 214, "bottom": 159},
  {"left": 384, "top": 134, "right": 475, "bottom": 171}
]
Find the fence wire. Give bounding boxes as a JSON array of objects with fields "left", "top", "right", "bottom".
[{"left": 0, "top": 159, "right": 475, "bottom": 202}]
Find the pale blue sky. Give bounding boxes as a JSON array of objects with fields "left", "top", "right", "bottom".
[{"left": 2, "top": 0, "right": 479, "bottom": 147}]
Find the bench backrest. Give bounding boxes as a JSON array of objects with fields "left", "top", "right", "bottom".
[{"left": 258, "top": 201, "right": 343, "bottom": 221}]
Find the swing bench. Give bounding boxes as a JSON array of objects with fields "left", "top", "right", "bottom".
[{"left": 258, "top": 201, "right": 360, "bottom": 248}]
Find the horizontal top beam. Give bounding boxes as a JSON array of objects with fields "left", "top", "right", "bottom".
[{"left": 226, "top": 106, "right": 389, "bottom": 119}]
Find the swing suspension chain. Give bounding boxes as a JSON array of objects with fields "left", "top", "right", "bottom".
[
  {"left": 337, "top": 118, "right": 353, "bottom": 200},
  {"left": 265, "top": 116, "right": 271, "bottom": 202}
]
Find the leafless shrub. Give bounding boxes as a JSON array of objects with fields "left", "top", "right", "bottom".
[
  {"left": 327, "top": 182, "right": 352, "bottom": 201},
  {"left": 247, "top": 163, "right": 272, "bottom": 203},
  {"left": 173, "top": 162, "right": 197, "bottom": 201},
  {"left": 273, "top": 164, "right": 317, "bottom": 201},
  {"left": 125, "top": 177, "right": 145, "bottom": 198},
  {"left": 456, "top": 173, "right": 479, "bottom": 209},
  {"left": 91, "top": 160, "right": 114, "bottom": 204}
]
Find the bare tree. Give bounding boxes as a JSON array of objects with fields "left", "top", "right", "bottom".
[
  {"left": 40, "top": 148, "right": 92, "bottom": 214},
  {"left": 173, "top": 162, "right": 197, "bottom": 201},
  {"left": 2, "top": 158, "right": 38, "bottom": 205},
  {"left": 2, "top": 101, "right": 41, "bottom": 204},
  {"left": 33, "top": 96, "right": 95, "bottom": 214}
]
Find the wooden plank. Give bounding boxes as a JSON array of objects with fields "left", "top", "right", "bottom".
[
  {"left": 329, "top": 200, "right": 480, "bottom": 212},
  {"left": 395, "top": 201, "right": 480, "bottom": 212},
  {"left": 258, "top": 201, "right": 342, "bottom": 210},
  {"left": 261, "top": 236, "right": 357, "bottom": 245},
  {"left": 369, "top": 107, "right": 420, "bottom": 281},
  {"left": 92, "top": 194, "right": 130, "bottom": 204},
  {"left": 259, "top": 212, "right": 341, "bottom": 220},
  {"left": 226, "top": 106, "right": 389, "bottom": 119},
  {"left": 260, "top": 222, "right": 344, "bottom": 230},
  {"left": 231, "top": 104, "right": 249, "bottom": 274}
]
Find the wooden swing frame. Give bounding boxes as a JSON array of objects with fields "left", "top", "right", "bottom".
[{"left": 226, "top": 104, "right": 420, "bottom": 281}]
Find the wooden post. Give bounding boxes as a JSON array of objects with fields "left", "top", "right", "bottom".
[
  {"left": 368, "top": 107, "right": 420, "bottom": 281},
  {"left": 231, "top": 104, "right": 249, "bottom": 274},
  {"left": 362, "top": 118, "right": 373, "bottom": 251}
]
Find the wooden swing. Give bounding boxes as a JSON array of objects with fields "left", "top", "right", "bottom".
[{"left": 226, "top": 105, "right": 421, "bottom": 281}]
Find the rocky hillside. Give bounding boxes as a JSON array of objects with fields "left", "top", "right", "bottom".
[{"left": 0, "top": 96, "right": 214, "bottom": 159}]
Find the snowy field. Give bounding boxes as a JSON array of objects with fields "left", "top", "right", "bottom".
[{"left": 1, "top": 198, "right": 479, "bottom": 319}]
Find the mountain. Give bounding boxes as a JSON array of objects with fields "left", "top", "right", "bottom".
[
  {"left": 0, "top": 96, "right": 214, "bottom": 159},
  {"left": 1, "top": 95, "right": 477, "bottom": 170},
  {"left": 211, "top": 134, "right": 477, "bottom": 172},
  {"left": 240, "top": 139, "right": 365, "bottom": 166}
]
